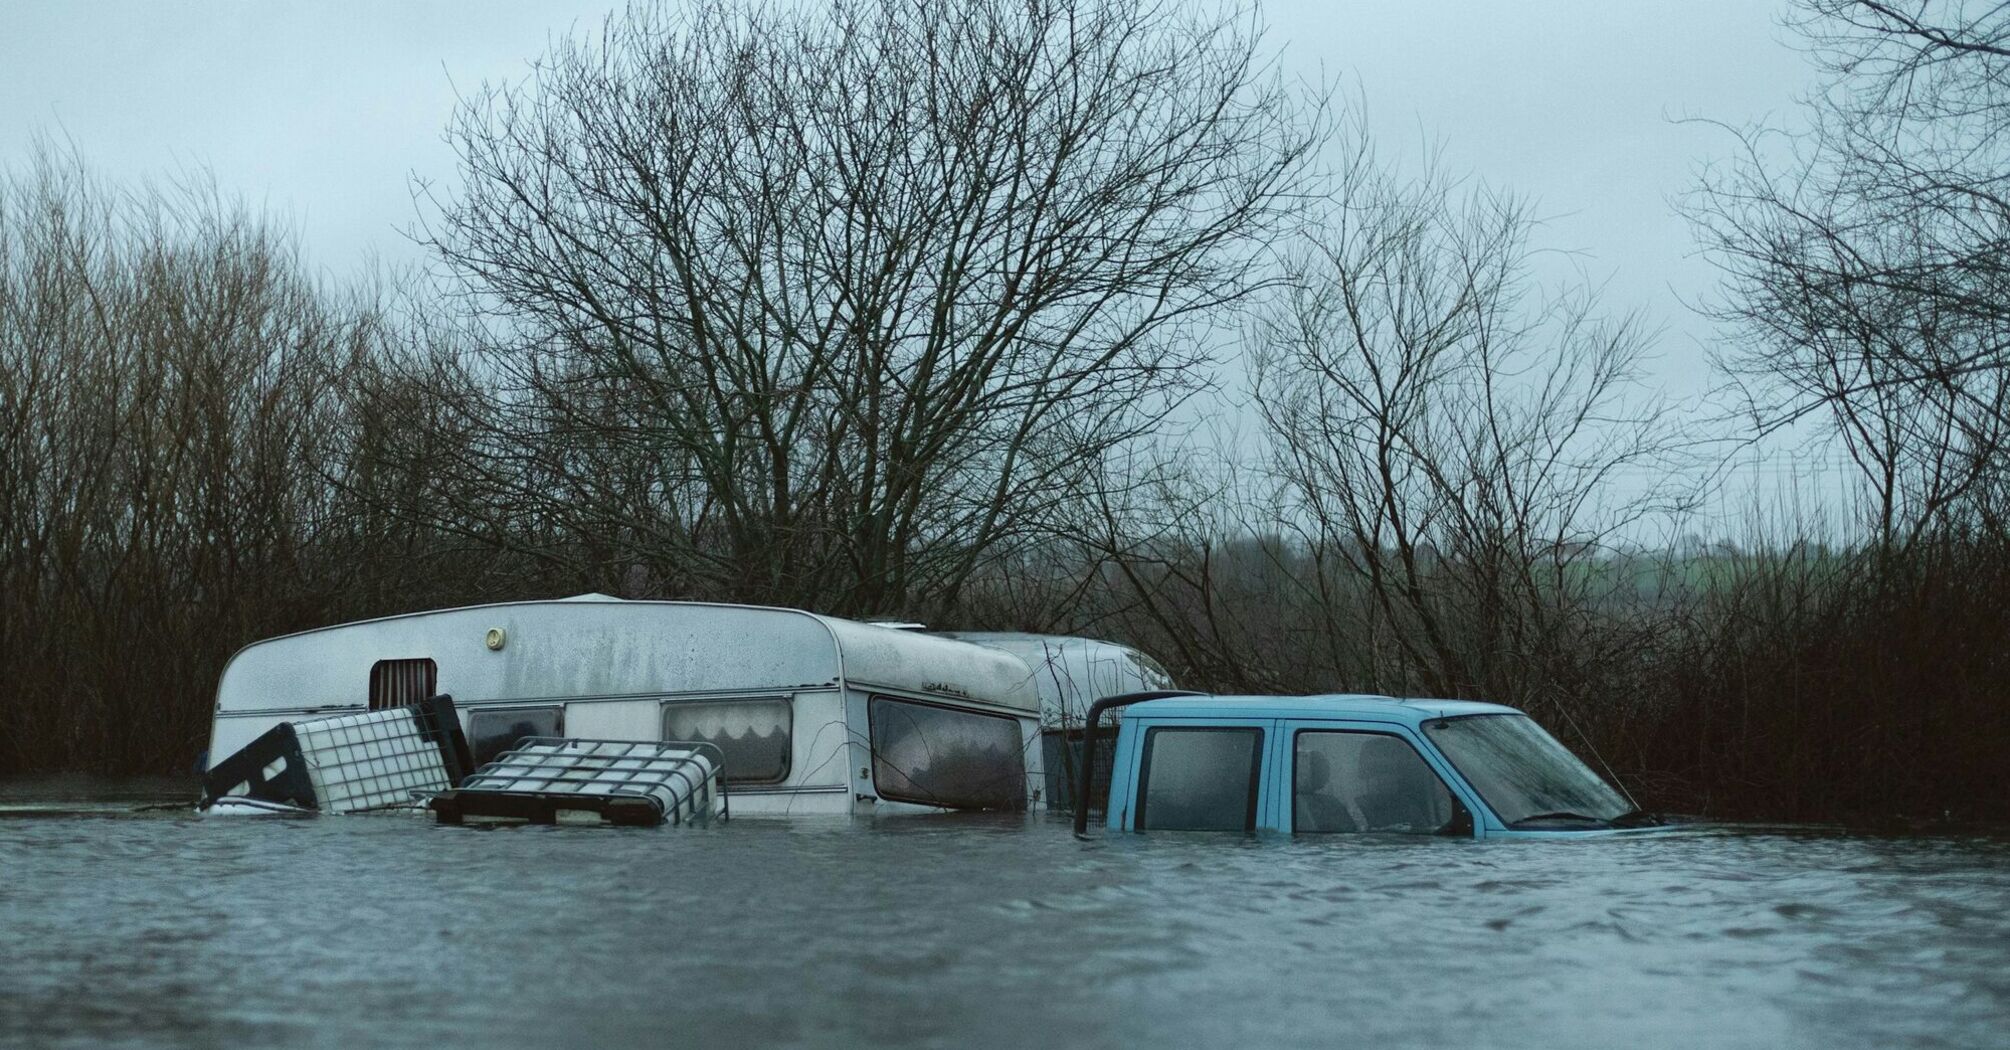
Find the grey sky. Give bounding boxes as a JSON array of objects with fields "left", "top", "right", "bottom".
[
  {"left": 1305, "top": 2, "right": 1810, "bottom": 380},
  {"left": 0, "top": 1, "right": 1812, "bottom": 401}
]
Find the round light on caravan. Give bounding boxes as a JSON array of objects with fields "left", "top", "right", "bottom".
[{"left": 485, "top": 627, "right": 507, "bottom": 651}]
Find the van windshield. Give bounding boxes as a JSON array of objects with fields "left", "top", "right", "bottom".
[{"left": 1423, "top": 714, "right": 1630, "bottom": 827}]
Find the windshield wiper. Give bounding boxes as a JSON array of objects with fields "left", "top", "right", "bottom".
[
  {"left": 1509, "top": 810, "right": 1612, "bottom": 828},
  {"left": 1608, "top": 808, "right": 1662, "bottom": 828}
]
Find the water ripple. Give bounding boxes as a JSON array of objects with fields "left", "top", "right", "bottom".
[{"left": 0, "top": 788, "right": 2006, "bottom": 1049}]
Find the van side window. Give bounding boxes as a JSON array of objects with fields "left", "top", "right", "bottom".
[
  {"left": 468, "top": 706, "right": 563, "bottom": 768},
  {"left": 1137, "top": 727, "right": 1263, "bottom": 832},
  {"left": 868, "top": 697, "right": 1026, "bottom": 810},
  {"left": 663, "top": 698, "right": 792, "bottom": 785},
  {"left": 1293, "top": 731, "right": 1455, "bottom": 834}
]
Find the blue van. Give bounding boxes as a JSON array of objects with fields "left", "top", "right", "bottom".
[{"left": 1075, "top": 693, "right": 1665, "bottom": 839}]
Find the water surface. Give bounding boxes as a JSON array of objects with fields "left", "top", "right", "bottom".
[{"left": 2, "top": 780, "right": 2006, "bottom": 1049}]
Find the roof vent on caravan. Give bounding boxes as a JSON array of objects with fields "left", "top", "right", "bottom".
[{"left": 368, "top": 658, "right": 437, "bottom": 711}]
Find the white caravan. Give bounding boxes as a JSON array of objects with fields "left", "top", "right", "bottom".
[
  {"left": 935, "top": 631, "right": 1177, "bottom": 726},
  {"left": 207, "top": 596, "right": 1055, "bottom": 817},
  {"left": 934, "top": 631, "right": 1178, "bottom": 806}
]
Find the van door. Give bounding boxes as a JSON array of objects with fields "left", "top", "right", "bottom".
[
  {"left": 1282, "top": 720, "right": 1480, "bottom": 838},
  {"left": 1123, "top": 718, "right": 1278, "bottom": 833}
]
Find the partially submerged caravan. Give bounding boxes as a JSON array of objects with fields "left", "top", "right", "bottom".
[
  {"left": 934, "top": 632, "right": 1177, "bottom": 725},
  {"left": 207, "top": 596, "right": 1061, "bottom": 817},
  {"left": 934, "top": 631, "right": 1175, "bottom": 807}
]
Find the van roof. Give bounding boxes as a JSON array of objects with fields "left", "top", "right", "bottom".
[{"left": 1119, "top": 694, "right": 1521, "bottom": 725}]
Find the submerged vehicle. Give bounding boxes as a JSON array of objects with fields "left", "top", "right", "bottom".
[
  {"left": 205, "top": 595, "right": 1169, "bottom": 817},
  {"left": 932, "top": 630, "right": 1176, "bottom": 806},
  {"left": 1074, "top": 693, "right": 1664, "bottom": 839}
]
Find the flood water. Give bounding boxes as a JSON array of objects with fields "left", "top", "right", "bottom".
[{"left": 3, "top": 780, "right": 2007, "bottom": 1050}]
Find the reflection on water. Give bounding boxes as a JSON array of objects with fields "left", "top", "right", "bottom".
[{"left": 1, "top": 780, "right": 2006, "bottom": 1050}]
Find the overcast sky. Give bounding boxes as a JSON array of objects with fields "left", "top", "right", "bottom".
[{"left": 0, "top": 1, "right": 1816, "bottom": 408}]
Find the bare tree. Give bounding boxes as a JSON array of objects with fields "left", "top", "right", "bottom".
[
  {"left": 1247, "top": 142, "right": 1689, "bottom": 710},
  {"left": 0, "top": 144, "right": 393, "bottom": 772},
  {"left": 416, "top": 0, "right": 1327, "bottom": 615},
  {"left": 1689, "top": 0, "right": 2010, "bottom": 541}
]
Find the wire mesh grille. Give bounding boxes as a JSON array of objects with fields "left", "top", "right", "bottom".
[
  {"left": 461, "top": 739, "right": 723, "bottom": 821},
  {"left": 1046, "top": 726, "right": 1121, "bottom": 812},
  {"left": 293, "top": 708, "right": 452, "bottom": 813}
]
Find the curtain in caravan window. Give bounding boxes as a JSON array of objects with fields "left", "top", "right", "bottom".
[{"left": 663, "top": 698, "right": 792, "bottom": 784}]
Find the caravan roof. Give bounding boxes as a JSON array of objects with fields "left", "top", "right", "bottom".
[
  {"left": 215, "top": 596, "right": 1041, "bottom": 715},
  {"left": 933, "top": 631, "right": 1176, "bottom": 724}
]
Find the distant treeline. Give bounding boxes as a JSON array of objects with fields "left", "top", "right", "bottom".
[{"left": 4, "top": 0, "right": 2009, "bottom": 824}]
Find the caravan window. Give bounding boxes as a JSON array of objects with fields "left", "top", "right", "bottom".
[
  {"left": 468, "top": 706, "right": 563, "bottom": 768},
  {"left": 868, "top": 697, "right": 1026, "bottom": 810},
  {"left": 662, "top": 698, "right": 792, "bottom": 785}
]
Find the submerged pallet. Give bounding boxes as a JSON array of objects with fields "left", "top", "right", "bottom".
[
  {"left": 430, "top": 738, "right": 727, "bottom": 827},
  {"left": 200, "top": 695, "right": 474, "bottom": 814}
]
